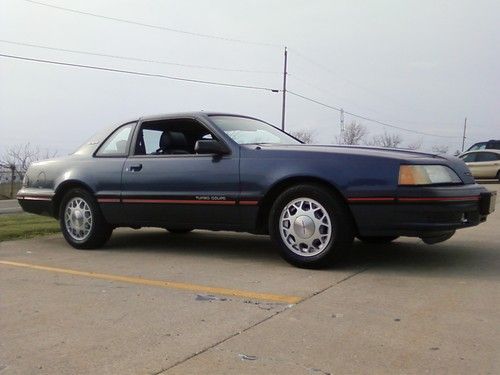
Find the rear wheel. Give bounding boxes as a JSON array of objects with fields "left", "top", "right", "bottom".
[
  {"left": 357, "top": 235, "right": 399, "bottom": 244},
  {"left": 60, "top": 188, "right": 112, "bottom": 249},
  {"left": 269, "top": 184, "right": 354, "bottom": 268}
]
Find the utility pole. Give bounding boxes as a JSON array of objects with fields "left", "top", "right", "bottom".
[
  {"left": 461, "top": 117, "right": 467, "bottom": 152},
  {"left": 281, "top": 46, "right": 288, "bottom": 131},
  {"left": 340, "top": 108, "right": 345, "bottom": 144}
]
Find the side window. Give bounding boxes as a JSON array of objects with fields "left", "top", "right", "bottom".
[
  {"left": 134, "top": 119, "right": 218, "bottom": 156},
  {"left": 488, "top": 141, "right": 500, "bottom": 150},
  {"left": 460, "top": 153, "right": 476, "bottom": 162},
  {"left": 476, "top": 152, "right": 497, "bottom": 162},
  {"left": 142, "top": 129, "right": 163, "bottom": 154},
  {"left": 96, "top": 123, "right": 134, "bottom": 156}
]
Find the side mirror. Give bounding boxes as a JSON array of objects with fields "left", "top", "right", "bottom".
[{"left": 194, "top": 139, "right": 229, "bottom": 155}]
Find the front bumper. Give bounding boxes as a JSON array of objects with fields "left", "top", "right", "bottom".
[{"left": 350, "top": 184, "right": 496, "bottom": 237}]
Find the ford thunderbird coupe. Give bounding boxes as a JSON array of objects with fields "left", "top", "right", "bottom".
[{"left": 18, "top": 112, "right": 496, "bottom": 268}]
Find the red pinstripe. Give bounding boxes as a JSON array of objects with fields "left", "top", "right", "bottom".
[
  {"left": 348, "top": 196, "right": 480, "bottom": 203},
  {"left": 121, "top": 199, "right": 236, "bottom": 205}
]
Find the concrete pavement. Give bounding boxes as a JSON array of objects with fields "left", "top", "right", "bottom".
[
  {"left": 0, "top": 200, "right": 21, "bottom": 215},
  {"left": 0, "top": 184, "right": 498, "bottom": 374}
]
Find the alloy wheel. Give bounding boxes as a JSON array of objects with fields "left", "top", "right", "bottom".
[{"left": 279, "top": 197, "right": 333, "bottom": 257}]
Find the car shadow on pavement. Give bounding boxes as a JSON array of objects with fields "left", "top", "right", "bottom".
[
  {"left": 105, "top": 229, "right": 280, "bottom": 263},
  {"left": 340, "top": 240, "right": 500, "bottom": 280},
  {"left": 102, "top": 229, "right": 500, "bottom": 280}
]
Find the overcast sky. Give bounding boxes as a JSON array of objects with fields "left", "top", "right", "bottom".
[{"left": 1, "top": 0, "right": 499, "bottom": 155}]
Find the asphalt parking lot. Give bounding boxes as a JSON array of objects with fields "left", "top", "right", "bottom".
[{"left": 1, "top": 184, "right": 499, "bottom": 375}]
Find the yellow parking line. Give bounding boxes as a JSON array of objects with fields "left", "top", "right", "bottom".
[{"left": 0, "top": 260, "right": 302, "bottom": 304}]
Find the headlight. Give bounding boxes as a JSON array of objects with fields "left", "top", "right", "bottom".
[{"left": 399, "top": 165, "right": 462, "bottom": 185}]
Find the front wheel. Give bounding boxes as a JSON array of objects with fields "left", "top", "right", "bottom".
[
  {"left": 269, "top": 184, "right": 355, "bottom": 269},
  {"left": 60, "top": 188, "right": 112, "bottom": 249}
]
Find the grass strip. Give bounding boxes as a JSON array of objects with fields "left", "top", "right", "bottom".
[{"left": 0, "top": 214, "right": 60, "bottom": 242}]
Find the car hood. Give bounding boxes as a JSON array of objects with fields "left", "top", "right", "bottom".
[
  {"left": 251, "top": 143, "right": 440, "bottom": 160},
  {"left": 243, "top": 143, "right": 475, "bottom": 184}
]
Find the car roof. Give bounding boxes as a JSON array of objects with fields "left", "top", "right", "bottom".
[
  {"left": 461, "top": 149, "right": 500, "bottom": 155},
  {"left": 138, "top": 111, "right": 263, "bottom": 122}
]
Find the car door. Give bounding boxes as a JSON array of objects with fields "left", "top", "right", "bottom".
[
  {"left": 461, "top": 152, "right": 479, "bottom": 177},
  {"left": 92, "top": 122, "right": 136, "bottom": 223},
  {"left": 121, "top": 117, "right": 240, "bottom": 229},
  {"left": 474, "top": 152, "right": 500, "bottom": 178}
]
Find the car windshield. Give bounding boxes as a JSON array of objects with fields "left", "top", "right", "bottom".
[
  {"left": 210, "top": 115, "right": 301, "bottom": 145},
  {"left": 467, "top": 142, "right": 486, "bottom": 151}
]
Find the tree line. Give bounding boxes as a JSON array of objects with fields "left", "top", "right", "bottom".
[{"left": 291, "top": 121, "right": 454, "bottom": 155}]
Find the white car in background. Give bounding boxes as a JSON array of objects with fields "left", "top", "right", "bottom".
[{"left": 459, "top": 150, "right": 500, "bottom": 181}]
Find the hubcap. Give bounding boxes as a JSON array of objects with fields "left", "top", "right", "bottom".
[
  {"left": 279, "top": 198, "right": 333, "bottom": 257},
  {"left": 293, "top": 215, "right": 315, "bottom": 239},
  {"left": 64, "top": 197, "right": 92, "bottom": 241}
]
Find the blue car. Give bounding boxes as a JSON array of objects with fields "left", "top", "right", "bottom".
[{"left": 18, "top": 112, "right": 496, "bottom": 268}]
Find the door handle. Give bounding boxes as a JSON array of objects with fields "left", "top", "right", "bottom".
[{"left": 127, "top": 164, "right": 142, "bottom": 172}]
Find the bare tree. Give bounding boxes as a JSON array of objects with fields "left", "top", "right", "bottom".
[
  {"left": 336, "top": 121, "right": 368, "bottom": 145},
  {"left": 290, "top": 129, "right": 315, "bottom": 144},
  {"left": 0, "top": 143, "right": 56, "bottom": 179},
  {"left": 431, "top": 144, "right": 449, "bottom": 155},
  {"left": 0, "top": 143, "right": 57, "bottom": 197},
  {"left": 406, "top": 138, "right": 423, "bottom": 150},
  {"left": 370, "top": 130, "right": 403, "bottom": 148}
]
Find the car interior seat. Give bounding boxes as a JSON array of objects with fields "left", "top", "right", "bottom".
[{"left": 156, "top": 131, "right": 190, "bottom": 154}]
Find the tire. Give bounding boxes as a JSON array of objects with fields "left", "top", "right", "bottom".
[
  {"left": 269, "top": 184, "right": 355, "bottom": 269},
  {"left": 497, "top": 170, "right": 500, "bottom": 182},
  {"left": 165, "top": 228, "right": 193, "bottom": 234},
  {"left": 357, "top": 235, "right": 399, "bottom": 244},
  {"left": 59, "top": 188, "right": 112, "bottom": 249}
]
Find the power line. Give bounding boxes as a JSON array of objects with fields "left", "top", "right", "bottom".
[
  {"left": 288, "top": 48, "right": 389, "bottom": 96},
  {"left": 289, "top": 73, "right": 463, "bottom": 129},
  {"left": 0, "top": 52, "right": 460, "bottom": 139},
  {"left": 0, "top": 39, "right": 280, "bottom": 74},
  {"left": 288, "top": 47, "right": 431, "bottom": 114},
  {"left": 343, "top": 110, "right": 459, "bottom": 138},
  {"left": 0, "top": 53, "right": 281, "bottom": 92},
  {"left": 287, "top": 90, "right": 458, "bottom": 138},
  {"left": 23, "top": 0, "right": 282, "bottom": 48},
  {"left": 288, "top": 73, "right": 386, "bottom": 116},
  {"left": 289, "top": 49, "right": 472, "bottom": 129},
  {"left": 288, "top": 90, "right": 342, "bottom": 111},
  {"left": 20, "top": 0, "right": 469, "bottom": 131}
]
